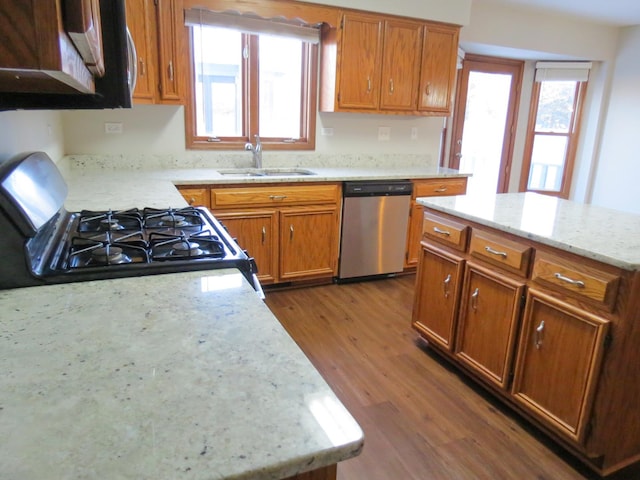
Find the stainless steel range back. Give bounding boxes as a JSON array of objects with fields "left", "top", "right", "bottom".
[{"left": 0, "top": 152, "right": 68, "bottom": 289}]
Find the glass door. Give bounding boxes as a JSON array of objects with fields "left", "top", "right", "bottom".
[{"left": 449, "top": 55, "right": 523, "bottom": 196}]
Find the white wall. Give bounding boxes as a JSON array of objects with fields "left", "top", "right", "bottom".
[
  {"left": 0, "top": 110, "right": 65, "bottom": 165},
  {"left": 590, "top": 26, "right": 640, "bottom": 214}
]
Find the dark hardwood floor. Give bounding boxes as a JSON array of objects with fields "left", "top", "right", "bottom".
[{"left": 264, "top": 275, "right": 640, "bottom": 480}]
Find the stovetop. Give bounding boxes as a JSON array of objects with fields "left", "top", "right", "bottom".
[{"left": 34, "top": 206, "right": 259, "bottom": 287}]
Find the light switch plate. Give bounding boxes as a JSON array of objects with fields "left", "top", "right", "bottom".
[{"left": 105, "top": 122, "right": 123, "bottom": 134}]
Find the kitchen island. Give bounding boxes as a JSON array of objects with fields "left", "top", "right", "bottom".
[
  {"left": 413, "top": 192, "right": 640, "bottom": 476},
  {"left": 0, "top": 269, "right": 363, "bottom": 479}
]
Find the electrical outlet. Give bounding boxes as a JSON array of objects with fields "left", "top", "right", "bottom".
[
  {"left": 378, "top": 126, "right": 391, "bottom": 141},
  {"left": 104, "top": 122, "right": 123, "bottom": 134},
  {"left": 411, "top": 127, "right": 418, "bottom": 140},
  {"left": 321, "top": 127, "right": 334, "bottom": 136}
]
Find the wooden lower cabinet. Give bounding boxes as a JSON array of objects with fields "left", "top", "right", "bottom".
[
  {"left": 405, "top": 177, "right": 468, "bottom": 268},
  {"left": 511, "top": 289, "right": 610, "bottom": 443},
  {"left": 279, "top": 206, "right": 339, "bottom": 281},
  {"left": 455, "top": 262, "right": 525, "bottom": 389},
  {"left": 412, "top": 244, "right": 464, "bottom": 350},
  {"left": 214, "top": 210, "right": 278, "bottom": 284},
  {"left": 210, "top": 183, "right": 341, "bottom": 286},
  {"left": 178, "top": 187, "right": 210, "bottom": 207},
  {"left": 411, "top": 207, "right": 639, "bottom": 475}
]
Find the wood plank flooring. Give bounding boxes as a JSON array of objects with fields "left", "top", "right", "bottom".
[{"left": 264, "top": 275, "right": 640, "bottom": 480}]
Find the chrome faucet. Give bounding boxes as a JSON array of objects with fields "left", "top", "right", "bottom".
[{"left": 244, "top": 134, "right": 262, "bottom": 169}]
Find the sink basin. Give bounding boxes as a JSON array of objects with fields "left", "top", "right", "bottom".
[{"left": 217, "top": 168, "right": 316, "bottom": 177}]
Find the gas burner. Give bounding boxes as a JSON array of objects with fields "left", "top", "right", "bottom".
[
  {"left": 78, "top": 209, "right": 143, "bottom": 233},
  {"left": 170, "top": 240, "right": 203, "bottom": 257},
  {"left": 160, "top": 214, "right": 189, "bottom": 228},
  {"left": 90, "top": 246, "right": 130, "bottom": 265},
  {"left": 143, "top": 207, "right": 204, "bottom": 230}
]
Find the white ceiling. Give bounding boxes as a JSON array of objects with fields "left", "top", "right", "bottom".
[{"left": 487, "top": 0, "right": 640, "bottom": 27}]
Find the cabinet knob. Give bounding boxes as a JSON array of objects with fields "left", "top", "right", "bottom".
[{"left": 189, "top": 197, "right": 196, "bottom": 205}]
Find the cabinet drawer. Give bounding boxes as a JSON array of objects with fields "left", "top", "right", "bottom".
[
  {"left": 421, "top": 212, "right": 469, "bottom": 251},
  {"left": 211, "top": 184, "right": 340, "bottom": 208},
  {"left": 532, "top": 256, "right": 620, "bottom": 310},
  {"left": 414, "top": 177, "right": 467, "bottom": 198},
  {"left": 469, "top": 230, "right": 532, "bottom": 277}
]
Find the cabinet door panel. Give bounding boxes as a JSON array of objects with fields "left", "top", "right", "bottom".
[
  {"left": 418, "top": 25, "right": 458, "bottom": 113},
  {"left": 379, "top": 20, "right": 422, "bottom": 110},
  {"left": 412, "top": 245, "right": 464, "bottom": 350},
  {"left": 156, "top": 0, "right": 183, "bottom": 103},
  {"left": 126, "top": 0, "right": 157, "bottom": 103},
  {"left": 512, "top": 289, "right": 610, "bottom": 442},
  {"left": 338, "top": 14, "right": 383, "bottom": 109},
  {"left": 215, "top": 210, "right": 278, "bottom": 284},
  {"left": 280, "top": 206, "right": 338, "bottom": 280},
  {"left": 455, "top": 263, "right": 524, "bottom": 389}
]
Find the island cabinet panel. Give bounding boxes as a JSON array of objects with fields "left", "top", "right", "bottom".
[
  {"left": 405, "top": 177, "right": 468, "bottom": 268},
  {"left": 412, "top": 244, "right": 464, "bottom": 351},
  {"left": 454, "top": 262, "right": 525, "bottom": 389},
  {"left": 411, "top": 205, "right": 640, "bottom": 475},
  {"left": 214, "top": 210, "right": 278, "bottom": 284},
  {"left": 511, "top": 289, "right": 610, "bottom": 443}
]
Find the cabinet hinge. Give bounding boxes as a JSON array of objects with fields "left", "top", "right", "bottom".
[{"left": 520, "top": 293, "right": 526, "bottom": 310}]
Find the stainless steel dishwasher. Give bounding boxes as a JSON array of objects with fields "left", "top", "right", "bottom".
[{"left": 339, "top": 180, "right": 413, "bottom": 280}]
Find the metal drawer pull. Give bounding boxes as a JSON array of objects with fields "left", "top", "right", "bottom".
[
  {"left": 443, "top": 274, "right": 452, "bottom": 298},
  {"left": 425, "top": 82, "right": 431, "bottom": 95},
  {"left": 269, "top": 195, "right": 287, "bottom": 200},
  {"left": 389, "top": 78, "right": 394, "bottom": 94},
  {"left": 434, "top": 187, "right": 448, "bottom": 193},
  {"left": 262, "top": 226, "right": 266, "bottom": 245},
  {"left": 535, "top": 320, "right": 545, "bottom": 349},
  {"left": 471, "top": 288, "right": 479, "bottom": 311},
  {"left": 367, "top": 77, "right": 372, "bottom": 93},
  {"left": 554, "top": 272, "right": 585, "bottom": 288},
  {"left": 433, "top": 227, "right": 451, "bottom": 236},
  {"left": 290, "top": 225, "right": 294, "bottom": 241},
  {"left": 168, "top": 61, "right": 174, "bottom": 81},
  {"left": 485, "top": 246, "right": 507, "bottom": 258}
]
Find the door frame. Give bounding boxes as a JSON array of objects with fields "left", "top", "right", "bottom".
[{"left": 449, "top": 54, "right": 524, "bottom": 193}]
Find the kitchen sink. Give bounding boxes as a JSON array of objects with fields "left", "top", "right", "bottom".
[{"left": 217, "top": 168, "right": 316, "bottom": 177}]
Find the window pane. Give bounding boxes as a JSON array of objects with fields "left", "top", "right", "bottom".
[
  {"left": 527, "top": 134, "right": 568, "bottom": 191},
  {"left": 535, "top": 81, "right": 576, "bottom": 133},
  {"left": 258, "top": 35, "right": 303, "bottom": 138},
  {"left": 192, "top": 26, "right": 243, "bottom": 137}
]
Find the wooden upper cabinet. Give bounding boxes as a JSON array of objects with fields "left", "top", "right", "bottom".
[
  {"left": 0, "top": 0, "right": 95, "bottom": 95},
  {"left": 418, "top": 24, "right": 459, "bottom": 113},
  {"left": 321, "top": 10, "right": 459, "bottom": 115},
  {"left": 379, "top": 20, "right": 423, "bottom": 111},
  {"left": 126, "top": 0, "right": 184, "bottom": 104},
  {"left": 337, "top": 14, "right": 383, "bottom": 110},
  {"left": 126, "top": 0, "right": 157, "bottom": 102}
]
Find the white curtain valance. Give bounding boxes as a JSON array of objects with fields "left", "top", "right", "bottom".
[
  {"left": 535, "top": 61, "right": 592, "bottom": 82},
  {"left": 184, "top": 8, "right": 321, "bottom": 44}
]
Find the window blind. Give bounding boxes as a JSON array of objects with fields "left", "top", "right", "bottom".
[
  {"left": 184, "top": 8, "right": 321, "bottom": 44},
  {"left": 534, "top": 61, "right": 592, "bottom": 82}
]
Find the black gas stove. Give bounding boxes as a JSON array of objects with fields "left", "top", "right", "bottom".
[{"left": 0, "top": 152, "right": 261, "bottom": 294}]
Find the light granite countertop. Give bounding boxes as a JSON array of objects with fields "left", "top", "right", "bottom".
[
  {"left": 0, "top": 269, "right": 363, "bottom": 479},
  {"left": 417, "top": 192, "right": 640, "bottom": 271},
  {"left": 60, "top": 165, "right": 467, "bottom": 211}
]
